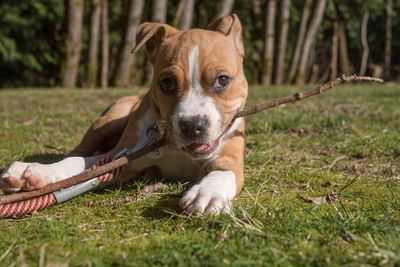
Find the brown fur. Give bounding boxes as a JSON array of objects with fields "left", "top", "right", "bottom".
[{"left": 70, "top": 14, "right": 248, "bottom": 197}]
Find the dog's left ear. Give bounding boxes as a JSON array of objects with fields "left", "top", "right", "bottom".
[
  {"left": 207, "top": 14, "right": 244, "bottom": 57},
  {"left": 131, "top": 22, "right": 179, "bottom": 61}
]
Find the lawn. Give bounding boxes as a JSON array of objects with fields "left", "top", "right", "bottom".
[{"left": 0, "top": 84, "right": 399, "bottom": 266}]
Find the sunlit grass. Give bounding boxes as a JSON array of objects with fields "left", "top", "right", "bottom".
[{"left": 0, "top": 84, "right": 399, "bottom": 266}]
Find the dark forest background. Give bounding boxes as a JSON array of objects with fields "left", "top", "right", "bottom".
[{"left": 0, "top": 0, "right": 398, "bottom": 88}]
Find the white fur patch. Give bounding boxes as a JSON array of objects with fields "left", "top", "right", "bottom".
[
  {"left": 47, "top": 156, "right": 98, "bottom": 182},
  {"left": 0, "top": 156, "right": 98, "bottom": 191},
  {"left": 173, "top": 46, "right": 222, "bottom": 143},
  {"left": 188, "top": 46, "right": 200, "bottom": 86},
  {"left": 179, "top": 170, "right": 237, "bottom": 214}
]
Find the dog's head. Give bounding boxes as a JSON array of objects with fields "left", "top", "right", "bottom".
[{"left": 133, "top": 14, "right": 248, "bottom": 159}]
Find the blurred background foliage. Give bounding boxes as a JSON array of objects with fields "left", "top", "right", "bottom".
[{"left": 0, "top": 0, "right": 398, "bottom": 88}]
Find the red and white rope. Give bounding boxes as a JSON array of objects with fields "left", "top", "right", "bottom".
[
  {"left": 0, "top": 193, "right": 56, "bottom": 218},
  {"left": 91, "top": 156, "right": 125, "bottom": 183},
  {"left": 0, "top": 156, "right": 126, "bottom": 218}
]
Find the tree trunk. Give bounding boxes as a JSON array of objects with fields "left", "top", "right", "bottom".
[
  {"left": 152, "top": 0, "right": 167, "bottom": 23},
  {"left": 295, "top": 0, "right": 327, "bottom": 84},
  {"left": 143, "top": 0, "right": 168, "bottom": 85},
  {"left": 100, "top": 0, "right": 109, "bottom": 88},
  {"left": 330, "top": 19, "right": 339, "bottom": 80},
  {"left": 275, "top": 0, "right": 290, "bottom": 85},
  {"left": 338, "top": 22, "right": 351, "bottom": 75},
  {"left": 359, "top": 12, "right": 369, "bottom": 76},
  {"left": 63, "top": 0, "right": 84, "bottom": 88},
  {"left": 178, "top": 0, "right": 195, "bottom": 30},
  {"left": 287, "top": 0, "right": 312, "bottom": 83},
  {"left": 261, "top": 0, "right": 277, "bottom": 85},
  {"left": 85, "top": 0, "right": 101, "bottom": 87},
  {"left": 384, "top": 0, "right": 392, "bottom": 77},
  {"left": 173, "top": 0, "right": 185, "bottom": 27},
  {"left": 309, "top": 64, "right": 319, "bottom": 84},
  {"left": 215, "top": 0, "right": 235, "bottom": 19},
  {"left": 251, "top": 0, "right": 262, "bottom": 29},
  {"left": 305, "top": 38, "right": 316, "bottom": 83},
  {"left": 251, "top": 0, "right": 262, "bottom": 84},
  {"left": 114, "top": 0, "right": 144, "bottom": 87}
]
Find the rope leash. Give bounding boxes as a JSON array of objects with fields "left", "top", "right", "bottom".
[
  {"left": 0, "top": 156, "right": 121, "bottom": 218},
  {"left": 0, "top": 75, "right": 383, "bottom": 218}
]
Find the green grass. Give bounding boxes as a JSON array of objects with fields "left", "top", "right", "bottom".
[{"left": 0, "top": 84, "right": 399, "bottom": 266}]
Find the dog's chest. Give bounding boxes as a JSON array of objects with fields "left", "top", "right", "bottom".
[{"left": 147, "top": 147, "right": 203, "bottom": 181}]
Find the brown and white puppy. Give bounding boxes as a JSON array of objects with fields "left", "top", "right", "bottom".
[{"left": 0, "top": 14, "right": 248, "bottom": 214}]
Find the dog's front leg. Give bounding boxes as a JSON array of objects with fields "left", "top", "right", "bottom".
[
  {"left": 0, "top": 156, "right": 102, "bottom": 193},
  {"left": 0, "top": 97, "right": 153, "bottom": 193},
  {"left": 179, "top": 123, "right": 245, "bottom": 215},
  {"left": 179, "top": 170, "right": 239, "bottom": 215}
]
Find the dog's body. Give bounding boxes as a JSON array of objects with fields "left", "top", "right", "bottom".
[{"left": 0, "top": 14, "right": 248, "bottom": 214}]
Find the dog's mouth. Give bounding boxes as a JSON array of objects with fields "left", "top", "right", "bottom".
[{"left": 182, "top": 138, "right": 220, "bottom": 158}]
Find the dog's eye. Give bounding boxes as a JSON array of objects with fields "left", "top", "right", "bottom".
[
  {"left": 213, "top": 75, "right": 230, "bottom": 93},
  {"left": 159, "top": 77, "right": 177, "bottom": 94}
]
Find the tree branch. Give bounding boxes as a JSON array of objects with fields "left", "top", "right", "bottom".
[{"left": 236, "top": 74, "right": 383, "bottom": 118}]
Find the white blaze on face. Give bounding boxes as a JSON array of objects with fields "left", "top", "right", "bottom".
[{"left": 173, "top": 45, "right": 222, "bottom": 143}]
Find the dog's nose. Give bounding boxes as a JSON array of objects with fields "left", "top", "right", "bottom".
[{"left": 179, "top": 115, "right": 209, "bottom": 140}]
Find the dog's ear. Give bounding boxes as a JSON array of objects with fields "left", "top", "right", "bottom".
[
  {"left": 131, "top": 22, "right": 179, "bottom": 61},
  {"left": 207, "top": 14, "right": 244, "bottom": 57}
]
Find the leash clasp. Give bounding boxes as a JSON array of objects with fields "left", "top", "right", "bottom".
[{"left": 112, "top": 122, "right": 165, "bottom": 160}]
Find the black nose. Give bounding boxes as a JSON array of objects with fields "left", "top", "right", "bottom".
[{"left": 179, "top": 115, "right": 209, "bottom": 140}]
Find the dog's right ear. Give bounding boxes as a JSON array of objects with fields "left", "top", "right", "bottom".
[
  {"left": 207, "top": 14, "right": 244, "bottom": 57},
  {"left": 131, "top": 23, "right": 179, "bottom": 62}
]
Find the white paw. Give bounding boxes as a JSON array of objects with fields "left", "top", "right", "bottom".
[
  {"left": 0, "top": 161, "right": 50, "bottom": 193},
  {"left": 179, "top": 170, "right": 237, "bottom": 215}
]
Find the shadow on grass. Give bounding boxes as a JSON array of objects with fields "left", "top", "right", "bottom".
[
  {"left": 141, "top": 194, "right": 182, "bottom": 219},
  {"left": 23, "top": 153, "right": 66, "bottom": 164},
  {"left": 85, "top": 177, "right": 184, "bottom": 220}
]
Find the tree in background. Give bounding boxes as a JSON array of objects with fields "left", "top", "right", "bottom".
[
  {"left": 152, "top": 0, "right": 168, "bottom": 23},
  {"left": 1, "top": 0, "right": 400, "bottom": 88},
  {"left": 359, "top": 11, "right": 370, "bottom": 76},
  {"left": 330, "top": 17, "right": 339, "bottom": 80},
  {"left": 177, "top": 0, "right": 195, "bottom": 30},
  {"left": 113, "top": 0, "right": 144, "bottom": 87},
  {"left": 275, "top": 0, "right": 290, "bottom": 85},
  {"left": 63, "top": 0, "right": 84, "bottom": 88},
  {"left": 215, "top": 0, "right": 235, "bottom": 19},
  {"left": 85, "top": 0, "right": 101, "bottom": 87},
  {"left": 142, "top": 0, "right": 168, "bottom": 85},
  {"left": 333, "top": 1, "right": 352, "bottom": 76},
  {"left": 261, "top": 0, "right": 276, "bottom": 85},
  {"left": 0, "top": 1, "right": 65, "bottom": 87},
  {"left": 296, "top": 0, "right": 327, "bottom": 84},
  {"left": 287, "top": 0, "right": 313, "bottom": 84},
  {"left": 100, "top": 0, "right": 109, "bottom": 88},
  {"left": 385, "top": 0, "right": 393, "bottom": 78}
]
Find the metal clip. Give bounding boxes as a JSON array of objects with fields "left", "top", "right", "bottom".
[
  {"left": 54, "top": 177, "right": 100, "bottom": 203},
  {"left": 111, "top": 122, "right": 165, "bottom": 160},
  {"left": 124, "top": 122, "right": 164, "bottom": 157},
  {"left": 147, "top": 121, "right": 165, "bottom": 141}
]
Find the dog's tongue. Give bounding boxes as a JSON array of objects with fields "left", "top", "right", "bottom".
[
  {"left": 189, "top": 140, "right": 218, "bottom": 154},
  {"left": 190, "top": 143, "right": 211, "bottom": 153}
]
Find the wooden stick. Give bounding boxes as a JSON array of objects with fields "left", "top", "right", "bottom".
[
  {"left": 236, "top": 75, "right": 383, "bottom": 118},
  {"left": 0, "top": 75, "right": 383, "bottom": 204},
  {"left": 0, "top": 139, "right": 166, "bottom": 204}
]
